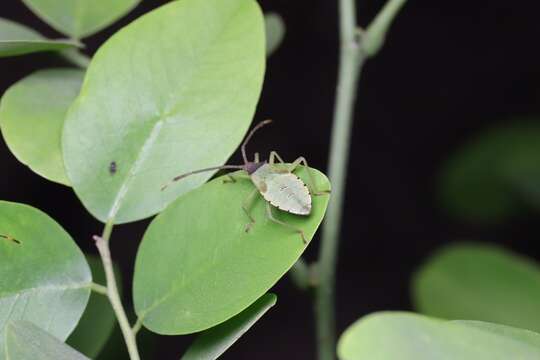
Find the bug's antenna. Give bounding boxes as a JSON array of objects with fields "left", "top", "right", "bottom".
[
  {"left": 161, "top": 164, "right": 244, "bottom": 191},
  {"left": 241, "top": 119, "right": 273, "bottom": 164}
]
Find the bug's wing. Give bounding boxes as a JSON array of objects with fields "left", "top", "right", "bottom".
[{"left": 262, "top": 173, "right": 312, "bottom": 215}]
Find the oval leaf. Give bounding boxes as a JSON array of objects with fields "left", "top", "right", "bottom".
[
  {"left": 63, "top": 0, "right": 265, "bottom": 224},
  {"left": 412, "top": 242, "right": 540, "bottom": 333},
  {"left": 0, "top": 68, "right": 83, "bottom": 185},
  {"left": 0, "top": 17, "right": 80, "bottom": 57},
  {"left": 439, "top": 121, "right": 540, "bottom": 224},
  {"left": 21, "top": 0, "right": 140, "bottom": 39},
  {"left": 181, "top": 293, "right": 277, "bottom": 360},
  {"left": 0, "top": 201, "right": 91, "bottom": 359},
  {"left": 67, "top": 256, "right": 120, "bottom": 358},
  {"left": 265, "top": 13, "right": 285, "bottom": 56},
  {"left": 133, "top": 167, "right": 330, "bottom": 334},
  {"left": 338, "top": 312, "right": 540, "bottom": 360},
  {"left": 6, "top": 321, "right": 89, "bottom": 360}
]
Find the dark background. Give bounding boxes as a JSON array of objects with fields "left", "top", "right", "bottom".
[{"left": 2, "top": 0, "right": 540, "bottom": 358}]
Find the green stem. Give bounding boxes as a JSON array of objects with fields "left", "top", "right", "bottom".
[
  {"left": 132, "top": 317, "right": 144, "bottom": 335},
  {"left": 95, "top": 220, "right": 141, "bottom": 360},
  {"left": 90, "top": 282, "right": 108, "bottom": 295},
  {"left": 60, "top": 48, "right": 91, "bottom": 68},
  {"left": 315, "top": 18, "right": 365, "bottom": 360},
  {"left": 314, "top": 1, "right": 406, "bottom": 359}
]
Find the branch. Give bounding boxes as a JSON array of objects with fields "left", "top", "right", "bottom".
[
  {"left": 315, "top": 1, "right": 407, "bottom": 359},
  {"left": 94, "top": 221, "right": 141, "bottom": 360}
]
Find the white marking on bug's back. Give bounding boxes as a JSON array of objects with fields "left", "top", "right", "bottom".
[{"left": 260, "top": 171, "right": 311, "bottom": 215}]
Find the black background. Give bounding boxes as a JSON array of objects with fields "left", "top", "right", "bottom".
[{"left": 2, "top": 0, "right": 540, "bottom": 359}]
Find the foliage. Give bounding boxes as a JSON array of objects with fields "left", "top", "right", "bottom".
[
  {"left": 0, "top": 0, "right": 330, "bottom": 358},
  {"left": 439, "top": 121, "right": 540, "bottom": 224},
  {"left": 412, "top": 243, "right": 540, "bottom": 333},
  {"left": 338, "top": 312, "right": 540, "bottom": 360},
  {"left": 2, "top": 0, "right": 538, "bottom": 359}
]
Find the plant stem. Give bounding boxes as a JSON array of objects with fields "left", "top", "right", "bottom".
[
  {"left": 95, "top": 220, "right": 141, "bottom": 360},
  {"left": 90, "top": 282, "right": 108, "bottom": 295},
  {"left": 132, "top": 317, "right": 144, "bottom": 335},
  {"left": 315, "top": 1, "right": 364, "bottom": 356},
  {"left": 60, "top": 48, "right": 91, "bottom": 68},
  {"left": 314, "top": 1, "right": 406, "bottom": 359}
]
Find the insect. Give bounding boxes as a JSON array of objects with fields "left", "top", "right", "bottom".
[
  {"left": 0, "top": 234, "right": 21, "bottom": 245},
  {"left": 109, "top": 161, "right": 117, "bottom": 175},
  {"left": 162, "top": 120, "right": 329, "bottom": 243}
]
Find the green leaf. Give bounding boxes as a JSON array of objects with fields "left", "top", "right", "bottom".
[
  {"left": 181, "top": 293, "right": 277, "bottom": 360},
  {"left": 5, "top": 321, "right": 89, "bottom": 360},
  {"left": 0, "top": 17, "right": 80, "bottom": 57},
  {"left": 21, "top": 0, "right": 140, "bottom": 39},
  {"left": 439, "top": 121, "right": 540, "bottom": 224},
  {"left": 265, "top": 13, "right": 285, "bottom": 56},
  {"left": 63, "top": 0, "right": 265, "bottom": 224},
  {"left": 0, "top": 68, "right": 83, "bottom": 185},
  {"left": 337, "top": 312, "right": 540, "bottom": 360},
  {"left": 67, "top": 256, "right": 120, "bottom": 358},
  {"left": 0, "top": 201, "right": 91, "bottom": 360},
  {"left": 133, "top": 167, "right": 330, "bottom": 334},
  {"left": 412, "top": 242, "right": 540, "bottom": 333}
]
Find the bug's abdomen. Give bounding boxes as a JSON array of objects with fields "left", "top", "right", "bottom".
[{"left": 260, "top": 173, "right": 312, "bottom": 215}]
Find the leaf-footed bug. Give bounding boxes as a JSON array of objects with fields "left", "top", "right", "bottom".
[{"left": 162, "top": 120, "right": 330, "bottom": 243}]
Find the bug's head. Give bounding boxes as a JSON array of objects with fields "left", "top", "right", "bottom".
[
  {"left": 244, "top": 161, "right": 266, "bottom": 175},
  {"left": 241, "top": 119, "right": 273, "bottom": 164}
]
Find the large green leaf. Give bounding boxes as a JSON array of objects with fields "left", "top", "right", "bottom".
[
  {"left": 67, "top": 256, "right": 119, "bottom": 358},
  {"left": 181, "top": 293, "right": 277, "bottom": 360},
  {"left": 0, "top": 17, "right": 80, "bottom": 57},
  {"left": 338, "top": 312, "right": 540, "bottom": 360},
  {"left": 412, "top": 242, "right": 540, "bottom": 332},
  {"left": 133, "top": 167, "right": 330, "bottom": 334},
  {"left": 0, "top": 201, "right": 91, "bottom": 360},
  {"left": 265, "top": 13, "right": 285, "bottom": 56},
  {"left": 5, "top": 321, "right": 89, "bottom": 360},
  {"left": 439, "top": 121, "right": 540, "bottom": 224},
  {"left": 63, "top": 0, "right": 265, "bottom": 224},
  {"left": 0, "top": 68, "right": 83, "bottom": 185},
  {"left": 21, "top": 0, "right": 140, "bottom": 39}
]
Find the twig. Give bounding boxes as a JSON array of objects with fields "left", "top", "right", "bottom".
[
  {"left": 94, "top": 221, "right": 141, "bottom": 360},
  {"left": 315, "top": 1, "right": 407, "bottom": 359}
]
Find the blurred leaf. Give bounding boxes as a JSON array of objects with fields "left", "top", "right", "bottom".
[
  {"left": 265, "top": 13, "right": 285, "bottom": 56},
  {"left": 67, "top": 256, "right": 120, "bottom": 358},
  {"left": 133, "top": 167, "right": 330, "bottom": 334},
  {"left": 21, "top": 0, "right": 140, "bottom": 38},
  {"left": 6, "top": 321, "right": 90, "bottom": 360},
  {"left": 439, "top": 121, "right": 540, "bottom": 224},
  {"left": 63, "top": 0, "right": 265, "bottom": 224},
  {"left": 0, "top": 68, "right": 83, "bottom": 185},
  {"left": 181, "top": 293, "right": 277, "bottom": 360},
  {"left": 0, "top": 201, "right": 91, "bottom": 359},
  {"left": 338, "top": 312, "right": 540, "bottom": 360},
  {"left": 412, "top": 242, "right": 540, "bottom": 333},
  {"left": 0, "top": 17, "right": 79, "bottom": 57}
]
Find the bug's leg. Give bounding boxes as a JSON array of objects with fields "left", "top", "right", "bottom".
[
  {"left": 269, "top": 151, "right": 286, "bottom": 164},
  {"left": 289, "top": 157, "right": 330, "bottom": 196},
  {"left": 223, "top": 174, "right": 237, "bottom": 184},
  {"left": 268, "top": 151, "right": 290, "bottom": 173},
  {"left": 265, "top": 202, "right": 307, "bottom": 244},
  {"left": 223, "top": 172, "right": 251, "bottom": 184},
  {"left": 254, "top": 152, "right": 260, "bottom": 163},
  {"left": 242, "top": 188, "right": 259, "bottom": 232}
]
